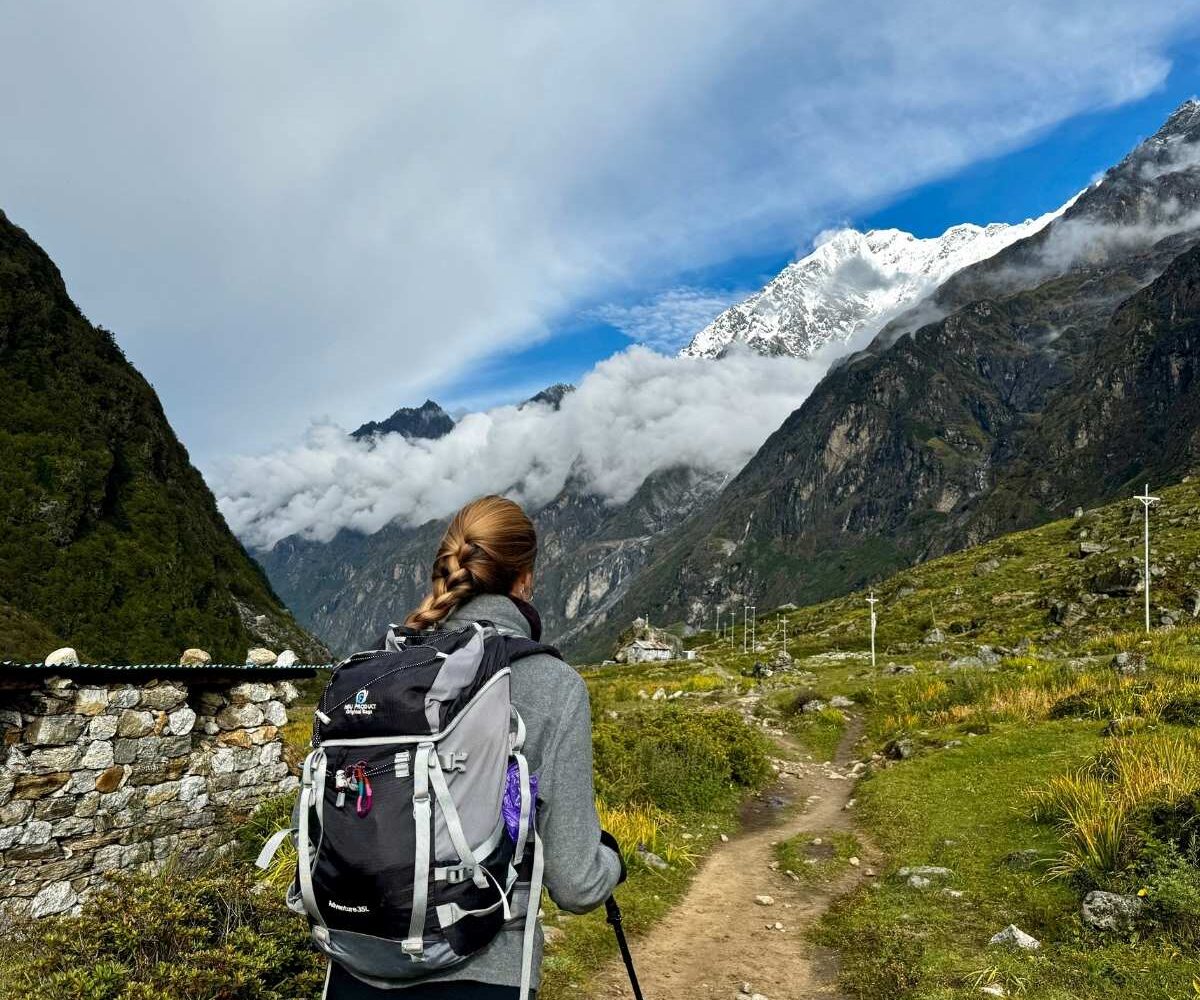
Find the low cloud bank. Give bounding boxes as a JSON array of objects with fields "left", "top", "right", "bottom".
[{"left": 216, "top": 346, "right": 829, "bottom": 549}]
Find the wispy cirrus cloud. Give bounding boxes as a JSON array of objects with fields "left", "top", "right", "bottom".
[{"left": 593, "top": 287, "right": 749, "bottom": 351}]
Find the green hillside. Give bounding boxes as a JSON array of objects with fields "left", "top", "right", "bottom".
[
  {"left": 745, "top": 476, "right": 1200, "bottom": 659},
  {"left": 666, "top": 480, "right": 1200, "bottom": 1000},
  {"left": 0, "top": 210, "right": 326, "bottom": 663}
]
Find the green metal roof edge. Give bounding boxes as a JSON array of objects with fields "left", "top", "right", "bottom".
[{"left": 0, "top": 660, "right": 328, "bottom": 679}]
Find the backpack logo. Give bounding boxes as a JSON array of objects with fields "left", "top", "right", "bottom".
[{"left": 344, "top": 688, "right": 377, "bottom": 716}]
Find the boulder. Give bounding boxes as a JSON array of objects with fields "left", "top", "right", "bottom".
[
  {"left": 988, "top": 924, "right": 1039, "bottom": 950},
  {"left": 115, "top": 710, "right": 156, "bottom": 739},
  {"left": 245, "top": 648, "right": 278, "bottom": 667},
  {"left": 1049, "top": 601, "right": 1087, "bottom": 627},
  {"left": 829, "top": 695, "right": 855, "bottom": 708},
  {"left": 167, "top": 707, "right": 197, "bottom": 736},
  {"left": 636, "top": 847, "right": 669, "bottom": 871},
  {"left": 884, "top": 738, "right": 914, "bottom": 760},
  {"left": 72, "top": 688, "right": 110, "bottom": 716},
  {"left": 30, "top": 880, "right": 77, "bottom": 918},
  {"left": 897, "top": 865, "right": 953, "bottom": 879},
  {"left": 1111, "top": 651, "right": 1147, "bottom": 675},
  {"left": 886, "top": 663, "right": 917, "bottom": 675},
  {"left": 948, "top": 655, "right": 986, "bottom": 670},
  {"left": 229, "top": 682, "right": 274, "bottom": 704},
  {"left": 215, "top": 703, "right": 265, "bottom": 730},
  {"left": 44, "top": 647, "right": 80, "bottom": 667},
  {"left": 1081, "top": 891, "right": 1143, "bottom": 933},
  {"left": 24, "top": 715, "right": 86, "bottom": 746},
  {"left": 922, "top": 628, "right": 945, "bottom": 645},
  {"left": 274, "top": 649, "right": 299, "bottom": 667},
  {"left": 179, "top": 648, "right": 212, "bottom": 665}
]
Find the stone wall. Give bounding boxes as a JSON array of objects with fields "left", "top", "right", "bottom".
[{"left": 0, "top": 673, "right": 306, "bottom": 918}]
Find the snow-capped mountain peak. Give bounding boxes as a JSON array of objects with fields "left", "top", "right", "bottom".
[{"left": 680, "top": 201, "right": 1071, "bottom": 359}]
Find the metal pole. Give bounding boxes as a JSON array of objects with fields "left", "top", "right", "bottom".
[
  {"left": 605, "top": 897, "right": 645, "bottom": 1000},
  {"left": 866, "top": 592, "right": 878, "bottom": 669},
  {"left": 1135, "top": 485, "right": 1160, "bottom": 634},
  {"left": 743, "top": 606, "right": 748, "bottom": 653}
]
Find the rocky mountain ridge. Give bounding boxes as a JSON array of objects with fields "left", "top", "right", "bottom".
[
  {"left": 680, "top": 201, "right": 1068, "bottom": 360},
  {"left": 562, "top": 99, "right": 1200, "bottom": 658},
  {"left": 350, "top": 398, "right": 455, "bottom": 441}
]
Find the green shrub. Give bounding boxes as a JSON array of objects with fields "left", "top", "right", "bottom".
[
  {"left": 592, "top": 705, "right": 771, "bottom": 813},
  {"left": 836, "top": 926, "right": 924, "bottom": 997},
  {"left": 1162, "top": 697, "right": 1200, "bottom": 726},
  {"left": 0, "top": 861, "right": 322, "bottom": 1000},
  {"left": 1048, "top": 691, "right": 1106, "bottom": 719},
  {"left": 1139, "top": 843, "right": 1200, "bottom": 945},
  {"left": 234, "top": 795, "right": 299, "bottom": 891}
]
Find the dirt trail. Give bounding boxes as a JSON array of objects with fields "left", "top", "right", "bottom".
[{"left": 591, "top": 718, "right": 873, "bottom": 1000}]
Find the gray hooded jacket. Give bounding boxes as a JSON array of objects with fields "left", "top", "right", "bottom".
[{"left": 340, "top": 593, "right": 622, "bottom": 992}]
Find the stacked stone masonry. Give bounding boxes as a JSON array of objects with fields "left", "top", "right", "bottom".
[{"left": 0, "top": 675, "right": 303, "bottom": 918}]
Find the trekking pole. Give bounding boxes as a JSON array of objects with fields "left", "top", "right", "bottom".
[{"left": 604, "top": 895, "right": 645, "bottom": 1000}]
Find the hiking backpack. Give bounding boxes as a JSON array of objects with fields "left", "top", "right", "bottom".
[{"left": 257, "top": 620, "right": 558, "bottom": 997}]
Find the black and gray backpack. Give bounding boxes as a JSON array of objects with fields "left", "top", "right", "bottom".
[{"left": 258, "top": 620, "right": 558, "bottom": 997}]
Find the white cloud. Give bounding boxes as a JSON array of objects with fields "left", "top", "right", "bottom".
[
  {"left": 1, "top": 2, "right": 1196, "bottom": 463},
  {"left": 594, "top": 287, "right": 749, "bottom": 351},
  {"left": 216, "top": 346, "right": 828, "bottom": 548}
]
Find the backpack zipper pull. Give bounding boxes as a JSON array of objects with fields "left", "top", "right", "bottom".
[{"left": 352, "top": 762, "right": 373, "bottom": 817}]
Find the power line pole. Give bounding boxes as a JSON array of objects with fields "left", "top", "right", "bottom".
[
  {"left": 866, "top": 592, "right": 879, "bottom": 669},
  {"left": 1134, "top": 484, "right": 1160, "bottom": 633}
]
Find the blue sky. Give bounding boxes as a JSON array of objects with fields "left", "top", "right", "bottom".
[
  {"left": 4, "top": 2, "right": 1200, "bottom": 468},
  {"left": 439, "top": 48, "right": 1200, "bottom": 414}
]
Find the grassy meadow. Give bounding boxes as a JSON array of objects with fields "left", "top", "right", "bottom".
[{"left": 3, "top": 483, "right": 1200, "bottom": 998}]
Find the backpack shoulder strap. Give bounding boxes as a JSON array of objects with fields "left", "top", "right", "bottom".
[{"left": 502, "top": 635, "right": 562, "bottom": 662}]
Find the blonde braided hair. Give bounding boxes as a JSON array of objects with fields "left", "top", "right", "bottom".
[{"left": 405, "top": 495, "right": 537, "bottom": 630}]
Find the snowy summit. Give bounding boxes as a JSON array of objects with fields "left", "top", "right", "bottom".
[{"left": 680, "top": 201, "right": 1071, "bottom": 359}]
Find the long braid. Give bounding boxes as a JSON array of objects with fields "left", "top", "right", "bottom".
[{"left": 406, "top": 496, "right": 537, "bottom": 630}]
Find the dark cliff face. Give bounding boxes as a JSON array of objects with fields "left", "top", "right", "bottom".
[
  {"left": 0, "top": 210, "right": 327, "bottom": 663},
  {"left": 256, "top": 465, "right": 725, "bottom": 656},
  {"left": 350, "top": 399, "right": 455, "bottom": 441},
  {"left": 561, "top": 101, "right": 1200, "bottom": 657}
]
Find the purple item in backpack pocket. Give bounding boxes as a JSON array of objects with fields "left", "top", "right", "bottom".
[{"left": 502, "top": 761, "right": 537, "bottom": 841}]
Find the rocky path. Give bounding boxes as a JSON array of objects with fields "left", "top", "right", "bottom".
[{"left": 591, "top": 718, "right": 872, "bottom": 1000}]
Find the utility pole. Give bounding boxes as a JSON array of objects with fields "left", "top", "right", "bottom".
[
  {"left": 743, "top": 606, "right": 749, "bottom": 654},
  {"left": 866, "top": 592, "right": 879, "bottom": 669},
  {"left": 750, "top": 605, "right": 757, "bottom": 653},
  {"left": 1134, "top": 484, "right": 1160, "bottom": 633}
]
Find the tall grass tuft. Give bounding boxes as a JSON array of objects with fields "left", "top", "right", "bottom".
[
  {"left": 595, "top": 799, "right": 697, "bottom": 869},
  {"left": 1028, "top": 735, "right": 1200, "bottom": 880}
]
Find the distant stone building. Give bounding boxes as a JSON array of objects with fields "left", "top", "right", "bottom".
[
  {"left": 0, "top": 651, "right": 324, "bottom": 918},
  {"left": 613, "top": 617, "right": 685, "bottom": 664},
  {"left": 623, "top": 638, "right": 675, "bottom": 664}
]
